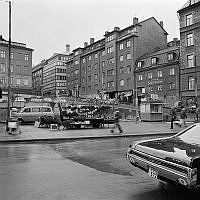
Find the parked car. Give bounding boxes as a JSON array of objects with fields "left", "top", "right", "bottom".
[
  {"left": 127, "top": 123, "right": 200, "bottom": 189},
  {"left": 13, "top": 106, "right": 54, "bottom": 123}
]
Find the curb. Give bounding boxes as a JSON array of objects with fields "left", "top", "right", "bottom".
[{"left": 0, "top": 132, "right": 177, "bottom": 143}]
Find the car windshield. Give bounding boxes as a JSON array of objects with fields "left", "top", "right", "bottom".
[{"left": 176, "top": 124, "right": 200, "bottom": 144}]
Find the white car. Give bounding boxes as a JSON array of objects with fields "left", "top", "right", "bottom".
[{"left": 14, "top": 106, "right": 54, "bottom": 123}]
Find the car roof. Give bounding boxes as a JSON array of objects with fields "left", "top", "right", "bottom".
[{"left": 23, "top": 106, "right": 51, "bottom": 108}]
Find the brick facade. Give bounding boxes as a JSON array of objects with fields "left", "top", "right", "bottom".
[
  {"left": 65, "top": 17, "right": 168, "bottom": 103},
  {"left": 0, "top": 35, "right": 33, "bottom": 97},
  {"left": 178, "top": 0, "right": 200, "bottom": 107}
]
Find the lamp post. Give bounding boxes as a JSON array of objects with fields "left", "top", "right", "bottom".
[{"left": 6, "top": 0, "right": 11, "bottom": 131}]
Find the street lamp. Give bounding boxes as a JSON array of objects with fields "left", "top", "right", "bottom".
[{"left": 1, "top": 0, "right": 12, "bottom": 131}]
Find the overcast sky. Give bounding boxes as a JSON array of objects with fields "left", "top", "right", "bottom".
[{"left": 0, "top": 0, "right": 187, "bottom": 66}]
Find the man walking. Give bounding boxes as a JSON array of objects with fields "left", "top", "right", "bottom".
[
  {"left": 110, "top": 110, "right": 123, "bottom": 133},
  {"left": 180, "top": 108, "right": 187, "bottom": 127},
  {"left": 170, "top": 107, "right": 176, "bottom": 129}
]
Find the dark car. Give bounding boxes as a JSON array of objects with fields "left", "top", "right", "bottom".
[{"left": 127, "top": 123, "right": 200, "bottom": 189}]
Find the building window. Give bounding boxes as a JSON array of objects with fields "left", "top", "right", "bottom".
[
  {"left": 11, "top": 52, "right": 14, "bottom": 59},
  {"left": 149, "top": 85, "right": 153, "bottom": 92},
  {"left": 74, "top": 60, "right": 79, "bottom": 65},
  {"left": 107, "top": 58, "right": 114, "bottom": 64},
  {"left": 127, "top": 65, "right": 131, "bottom": 73},
  {"left": 107, "top": 69, "right": 114, "bottom": 76},
  {"left": 168, "top": 53, "right": 174, "bottom": 61},
  {"left": 188, "top": 76, "right": 195, "bottom": 90},
  {"left": 94, "top": 74, "right": 98, "bottom": 80},
  {"left": 120, "top": 79, "right": 125, "bottom": 86},
  {"left": 94, "top": 63, "right": 98, "bottom": 70},
  {"left": 0, "top": 50, "right": 6, "bottom": 58},
  {"left": 187, "top": 54, "right": 194, "bottom": 68},
  {"left": 127, "top": 78, "right": 131, "bottom": 87},
  {"left": 0, "top": 77, "right": 6, "bottom": 84},
  {"left": 23, "top": 79, "right": 29, "bottom": 86},
  {"left": 158, "top": 70, "right": 162, "bottom": 77},
  {"left": 119, "top": 43, "right": 123, "bottom": 50},
  {"left": 148, "top": 72, "right": 152, "bottom": 79},
  {"left": 151, "top": 57, "right": 157, "bottom": 65},
  {"left": 102, "top": 61, "right": 105, "bottom": 67},
  {"left": 169, "top": 82, "right": 176, "bottom": 89},
  {"left": 186, "top": 14, "right": 193, "bottom": 26},
  {"left": 107, "top": 34, "right": 114, "bottom": 42},
  {"left": 25, "top": 54, "right": 29, "bottom": 61},
  {"left": 187, "top": 33, "right": 193, "bottom": 46},
  {"left": 120, "top": 67, "right": 124, "bottom": 74},
  {"left": 138, "top": 74, "right": 143, "bottom": 81},
  {"left": 107, "top": 46, "right": 114, "bottom": 54},
  {"left": 74, "top": 69, "right": 79, "bottom": 75},
  {"left": 82, "top": 77, "right": 85, "bottom": 83},
  {"left": 120, "top": 55, "right": 124, "bottom": 62},
  {"left": 157, "top": 85, "right": 162, "bottom": 91},
  {"left": 95, "top": 53, "right": 98, "bottom": 59},
  {"left": 88, "top": 85, "right": 91, "bottom": 91},
  {"left": 107, "top": 81, "right": 114, "bottom": 88},
  {"left": 10, "top": 77, "right": 13, "bottom": 85},
  {"left": 88, "top": 65, "right": 91, "bottom": 71},
  {"left": 74, "top": 51, "right": 79, "bottom": 56},
  {"left": 126, "top": 40, "right": 131, "bottom": 47},
  {"left": 88, "top": 55, "right": 91, "bottom": 61},
  {"left": 170, "top": 68, "right": 175, "bottom": 75},
  {"left": 16, "top": 78, "right": 21, "bottom": 85},
  {"left": 82, "top": 58, "right": 86, "bottom": 63},
  {"left": 0, "top": 63, "right": 6, "bottom": 72},
  {"left": 126, "top": 53, "right": 131, "bottom": 60},
  {"left": 10, "top": 64, "right": 13, "bottom": 72},
  {"left": 101, "top": 51, "right": 105, "bottom": 56},
  {"left": 137, "top": 61, "right": 143, "bottom": 68}
]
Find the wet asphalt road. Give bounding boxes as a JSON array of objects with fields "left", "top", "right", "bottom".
[{"left": 0, "top": 136, "right": 200, "bottom": 200}]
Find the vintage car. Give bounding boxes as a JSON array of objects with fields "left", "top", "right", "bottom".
[{"left": 127, "top": 123, "right": 200, "bottom": 189}]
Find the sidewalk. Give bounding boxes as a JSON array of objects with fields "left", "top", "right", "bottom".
[{"left": 0, "top": 121, "right": 193, "bottom": 143}]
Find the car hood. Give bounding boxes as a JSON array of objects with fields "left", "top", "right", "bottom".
[{"left": 135, "top": 136, "right": 200, "bottom": 167}]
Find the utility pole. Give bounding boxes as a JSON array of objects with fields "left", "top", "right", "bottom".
[{"left": 6, "top": 0, "right": 11, "bottom": 131}]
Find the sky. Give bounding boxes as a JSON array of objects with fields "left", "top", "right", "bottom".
[{"left": 0, "top": 0, "right": 187, "bottom": 66}]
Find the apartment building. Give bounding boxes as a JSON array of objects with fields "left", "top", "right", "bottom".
[
  {"left": 36, "top": 45, "right": 70, "bottom": 97},
  {"left": 32, "top": 60, "right": 44, "bottom": 96},
  {"left": 135, "top": 39, "right": 180, "bottom": 106},
  {"left": 65, "top": 17, "right": 168, "bottom": 104},
  {"left": 0, "top": 35, "right": 33, "bottom": 98},
  {"left": 178, "top": 0, "right": 200, "bottom": 107}
]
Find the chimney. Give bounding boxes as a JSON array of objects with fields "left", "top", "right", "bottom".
[
  {"left": 114, "top": 27, "right": 120, "bottom": 31},
  {"left": 105, "top": 31, "right": 110, "bottom": 35},
  {"left": 65, "top": 44, "right": 70, "bottom": 54},
  {"left": 173, "top": 38, "right": 178, "bottom": 42},
  {"left": 84, "top": 42, "right": 88, "bottom": 47},
  {"left": 90, "top": 38, "right": 95, "bottom": 44},
  {"left": 160, "top": 21, "right": 163, "bottom": 27},
  {"left": 133, "top": 17, "right": 138, "bottom": 26}
]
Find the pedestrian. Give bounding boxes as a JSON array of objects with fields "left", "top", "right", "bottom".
[
  {"left": 195, "top": 107, "right": 200, "bottom": 122},
  {"left": 180, "top": 108, "right": 187, "bottom": 127},
  {"left": 170, "top": 107, "right": 176, "bottom": 129},
  {"left": 110, "top": 110, "right": 123, "bottom": 133},
  {"left": 135, "top": 111, "right": 140, "bottom": 124}
]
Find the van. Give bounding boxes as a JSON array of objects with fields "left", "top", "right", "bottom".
[{"left": 14, "top": 106, "right": 54, "bottom": 123}]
